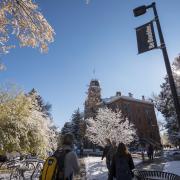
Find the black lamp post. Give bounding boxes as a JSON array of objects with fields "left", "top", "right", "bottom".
[{"left": 133, "top": 2, "right": 180, "bottom": 130}]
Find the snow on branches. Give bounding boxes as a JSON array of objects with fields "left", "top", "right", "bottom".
[
  {"left": 154, "top": 56, "right": 180, "bottom": 145},
  {"left": 86, "top": 107, "right": 137, "bottom": 147},
  {"left": 0, "top": 0, "right": 54, "bottom": 54},
  {"left": 0, "top": 84, "right": 58, "bottom": 157},
  {"left": 27, "top": 89, "right": 58, "bottom": 155},
  {"left": 61, "top": 108, "right": 85, "bottom": 144}
]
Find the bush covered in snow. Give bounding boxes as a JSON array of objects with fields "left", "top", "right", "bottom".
[{"left": 0, "top": 84, "right": 58, "bottom": 157}]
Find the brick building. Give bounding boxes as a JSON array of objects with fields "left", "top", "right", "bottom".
[{"left": 84, "top": 79, "right": 161, "bottom": 147}]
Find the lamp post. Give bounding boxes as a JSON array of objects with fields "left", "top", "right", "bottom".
[{"left": 133, "top": 2, "right": 180, "bottom": 130}]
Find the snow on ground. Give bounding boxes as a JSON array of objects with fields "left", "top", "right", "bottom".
[
  {"left": 163, "top": 161, "right": 180, "bottom": 176},
  {"left": 163, "top": 149, "right": 180, "bottom": 158},
  {"left": 0, "top": 170, "right": 36, "bottom": 180},
  {"left": 133, "top": 158, "right": 142, "bottom": 165},
  {"left": 84, "top": 156, "right": 142, "bottom": 180},
  {"left": 0, "top": 172, "right": 10, "bottom": 180},
  {"left": 84, "top": 157, "right": 108, "bottom": 180}
]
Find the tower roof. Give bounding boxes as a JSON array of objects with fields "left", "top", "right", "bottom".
[{"left": 90, "top": 79, "right": 100, "bottom": 87}]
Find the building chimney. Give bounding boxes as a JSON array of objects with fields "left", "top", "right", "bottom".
[
  {"left": 116, "top": 91, "right": 121, "bottom": 96},
  {"left": 128, "top": 93, "right": 133, "bottom": 98},
  {"left": 142, "top": 95, "right": 145, "bottom": 100}
]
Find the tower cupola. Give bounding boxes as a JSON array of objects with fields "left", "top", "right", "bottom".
[{"left": 84, "top": 79, "right": 101, "bottom": 118}]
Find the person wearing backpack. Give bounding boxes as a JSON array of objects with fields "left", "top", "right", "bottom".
[
  {"left": 61, "top": 133, "right": 80, "bottom": 179},
  {"left": 40, "top": 133, "right": 80, "bottom": 180},
  {"left": 109, "top": 142, "right": 135, "bottom": 180}
]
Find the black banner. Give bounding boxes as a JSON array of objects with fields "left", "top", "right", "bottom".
[{"left": 136, "top": 21, "right": 157, "bottom": 54}]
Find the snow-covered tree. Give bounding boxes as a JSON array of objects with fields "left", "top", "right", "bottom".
[
  {"left": 78, "top": 118, "right": 86, "bottom": 142},
  {"left": 28, "top": 88, "right": 52, "bottom": 118},
  {"left": 27, "top": 89, "right": 58, "bottom": 156},
  {"left": 86, "top": 107, "right": 137, "bottom": 147},
  {"left": 0, "top": 0, "right": 54, "bottom": 55},
  {"left": 0, "top": 86, "right": 32, "bottom": 152},
  {"left": 61, "top": 122, "right": 74, "bottom": 135},
  {"left": 154, "top": 56, "right": 180, "bottom": 146},
  {"left": 71, "top": 108, "right": 84, "bottom": 143},
  {"left": 172, "top": 56, "right": 180, "bottom": 98},
  {"left": 61, "top": 108, "right": 86, "bottom": 144},
  {"left": 0, "top": 83, "right": 58, "bottom": 157}
]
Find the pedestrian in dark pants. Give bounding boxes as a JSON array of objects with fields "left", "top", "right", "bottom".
[
  {"left": 109, "top": 140, "right": 117, "bottom": 164},
  {"left": 79, "top": 142, "right": 84, "bottom": 158},
  {"left": 101, "top": 138, "right": 112, "bottom": 172},
  {"left": 147, "top": 144, "right": 154, "bottom": 160},
  {"left": 109, "top": 142, "right": 135, "bottom": 180},
  {"left": 109, "top": 140, "right": 117, "bottom": 176},
  {"left": 141, "top": 150, "right": 145, "bottom": 162}
]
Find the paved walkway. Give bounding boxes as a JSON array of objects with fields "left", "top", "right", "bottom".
[
  {"left": 135, "top": 151, "right": 180, "bottom": 171},
  {"left": 136, "top": 157, "right": 166, "bottom": 171}
]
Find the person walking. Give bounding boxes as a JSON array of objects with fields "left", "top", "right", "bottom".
[
  {"left": 109, "top": 142, "right": 135, "bottom": 180},
  {"left": 101, "top": 138, "right": 112, "bottom": 172},
  {"left": 109, "top": 140, "right": 117, "bottom": 164},
  {"left": 147, "top": 144, "right": 150, "bottom": 160},
  {"left": 141, "top": 149, "right": 145, "bottom": 162},
  {"left": 148, "top": 144, "right": 154, "bottom": 160},
  {"left": 105, "top": 140, "right": 117, "bottom": 179},
  {"left": 58, "top": 134, "right": 80, "bottom": 180},
  {"left": 79, "top": 142, "right": 84, "bottom": 158}
]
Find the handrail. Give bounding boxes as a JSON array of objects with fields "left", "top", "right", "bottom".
[{"left": 134, "top": 170, "right": 180, "bottom": 180}]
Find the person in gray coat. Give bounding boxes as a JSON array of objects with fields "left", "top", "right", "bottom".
[{"left": 61, "top": 134, "right": 80, "bottom": 180}]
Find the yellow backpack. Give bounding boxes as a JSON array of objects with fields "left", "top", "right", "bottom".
[{"left": 40, "top": 149, "right": 70, "bottom": 180}]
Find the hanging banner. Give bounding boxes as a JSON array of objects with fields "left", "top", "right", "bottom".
[{"left": 136, "top": 21, "right": 157, "bottom": 54}]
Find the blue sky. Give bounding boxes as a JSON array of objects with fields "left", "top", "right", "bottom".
[{"left": 1, "top": 0, "right": 180, "bottom": 128}]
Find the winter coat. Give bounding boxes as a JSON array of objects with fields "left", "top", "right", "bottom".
[
  {"left": 109, "top": 146, "right": 117, "bottom": 161},
  {"left": 101, "top": 145, "right": 111, "bottom": 160},
  {"left": 62, "top": 145, "right": 80, "bottom": 179},
  {"left": 148, "top": 145, "right": 154, "bottom": 154},
  {"left": 102, "top": 144, "right": 112, "bottom": 170},
  {"left": 109, "top": 153, "right": 135, "bottom": 180}
]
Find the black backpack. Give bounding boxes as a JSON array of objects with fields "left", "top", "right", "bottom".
[{"left": 55, "top": 149, "right": 71, "bottom": 180}]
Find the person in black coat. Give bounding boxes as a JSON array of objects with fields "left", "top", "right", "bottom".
[
  {"left": 147, "top": 144, "right": 154, "bottom": 160},
  {"left": 101, "top": 138, "right": 112, "bottom": 172},
  {"left": 109, "top": 142, "right": 135, "bottom": 180}
]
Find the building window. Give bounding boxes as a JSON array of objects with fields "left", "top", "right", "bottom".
[
  {"left": 150, "top": 132, "right": 153, "bottom": 139},
  {"left": 139, "top": 132, "right": 143, "bottom": 138},
  {"left": 123, "top": 103, "right": 131, "bottom": 114},
  {"left": 145, "top": 108, "right": 153, "bottom": 126}
]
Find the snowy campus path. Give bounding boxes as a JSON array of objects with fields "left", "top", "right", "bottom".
[
  {"left": 0, "top": 158, "right": 179, "bottom": 180},
  {"left": 84, "top": 156, "right": 142, "bottom": 180},
  {"left": 84, "top": 156, "right": 180, "bottom": 180}
]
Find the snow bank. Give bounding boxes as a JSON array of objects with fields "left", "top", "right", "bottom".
[
  {"left": 163, "top": 161, "right": 180, "bottom": 176},
  {"left": 84, "top": 156, "right": 142, "bottom": 180}
]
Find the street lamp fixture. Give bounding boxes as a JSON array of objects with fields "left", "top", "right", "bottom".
[
  {"left": 133, "top": 3, "right": 155, "bottom": 17},
  {"left": 133, "top": 5, "right": 147, "bottom": 17}
]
